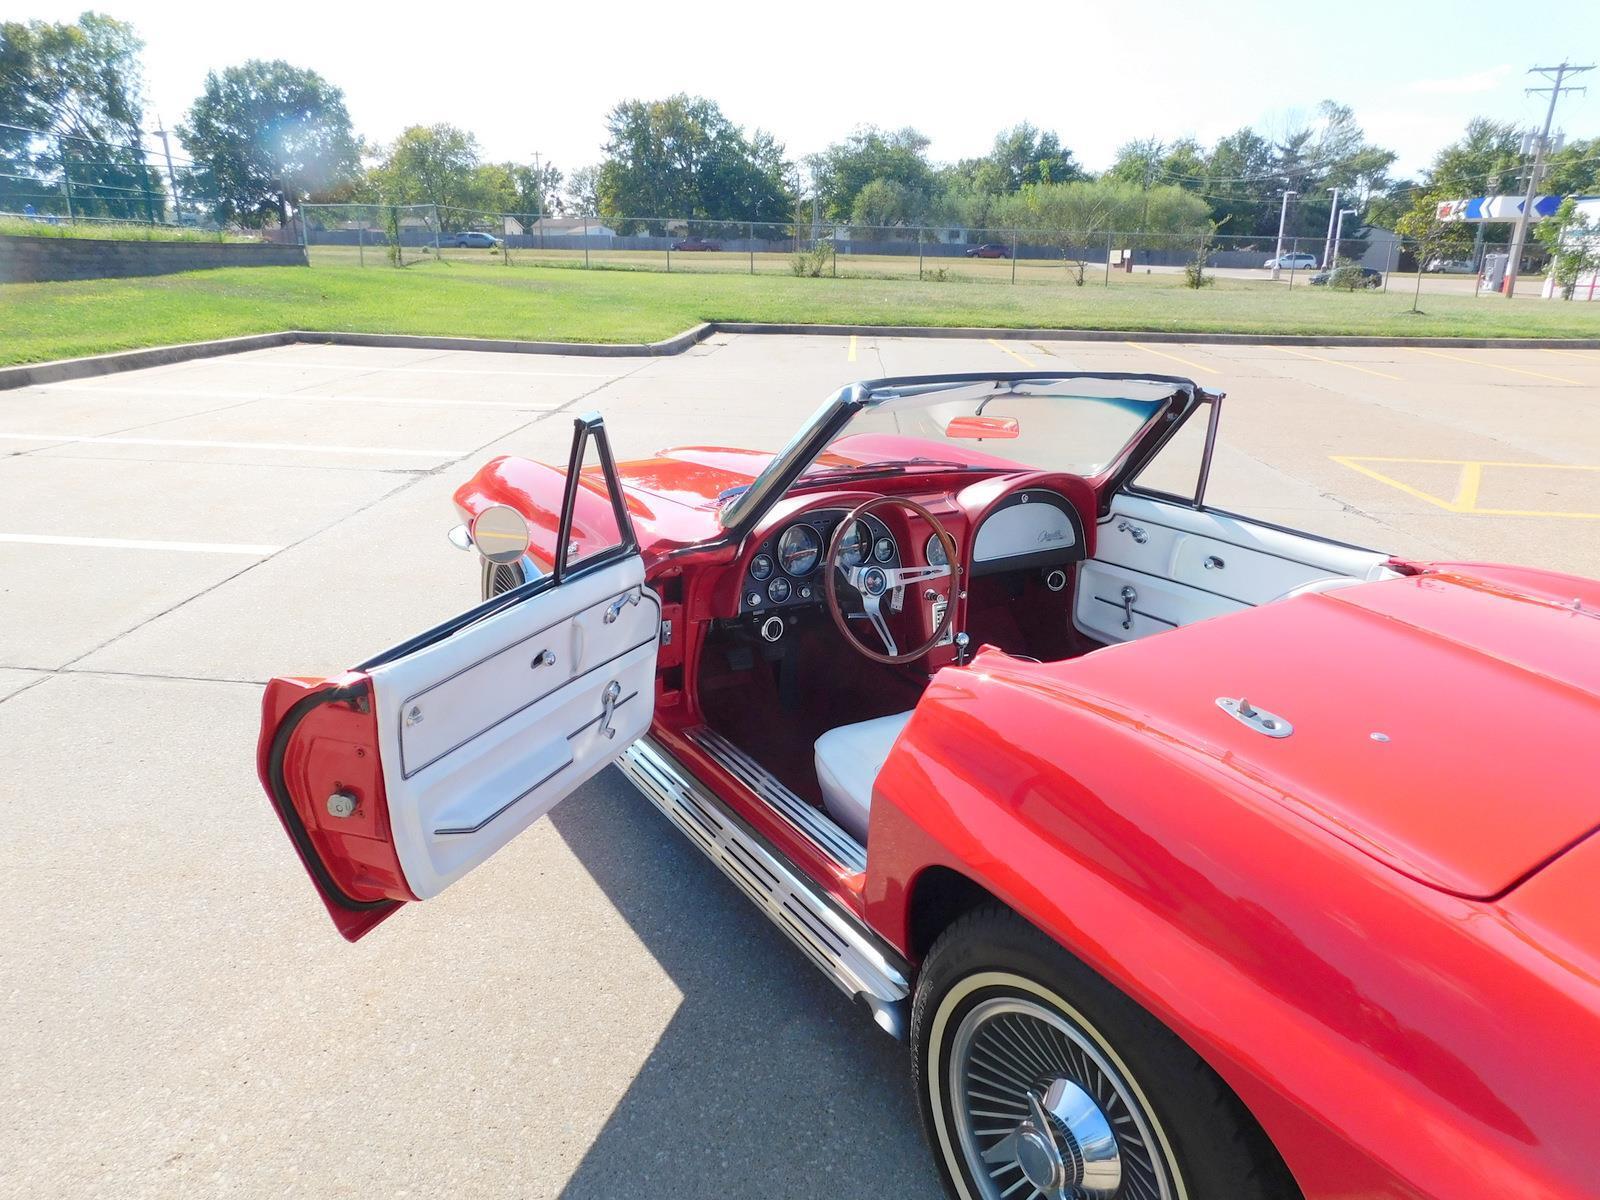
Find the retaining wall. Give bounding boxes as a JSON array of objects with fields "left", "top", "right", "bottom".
[{"left": 0, "top": 234, "right": 308, "bottom": 283}]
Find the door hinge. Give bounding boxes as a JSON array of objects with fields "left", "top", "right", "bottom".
[{"left": 660, "top": 619, "right": 673, "bottom": 646}]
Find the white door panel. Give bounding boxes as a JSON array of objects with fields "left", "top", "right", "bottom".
[
  {"left": 370, "top": 555, "right": 659, "bottom": 900},
  {"left": 1078, "top": 494, "right": 1394, "bottom": 644},
  {"left": 1076, "top": 559, "right": 1242, "bottom": 643}
]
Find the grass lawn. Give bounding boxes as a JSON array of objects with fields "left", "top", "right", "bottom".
[
  {"left": 4, "top": 257, "right": 1598, "bottom": 367},
  {"left": 0, "top": 217, "right": 257, "bottom": 243}
]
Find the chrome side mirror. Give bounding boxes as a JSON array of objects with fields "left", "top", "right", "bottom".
[{"left": 468, "top": 504, "right": 531, "bottom": 565}]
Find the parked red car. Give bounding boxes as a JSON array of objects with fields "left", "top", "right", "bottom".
[
  {"left": 671, "top": 238, "right": 723, "bottom": 252},
  {"left": 259, "top": 372, "right": 1600, "bottom": 1200},
  {"left": 965, "top": 243, "right": 1011, "bottom": 258}
]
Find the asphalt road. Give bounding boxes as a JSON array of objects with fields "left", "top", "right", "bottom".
[{"left": 2, "top": 333, "right": 1597, "bottom": 1198}]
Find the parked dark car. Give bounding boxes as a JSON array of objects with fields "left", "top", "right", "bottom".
[
  {"left": 964, "top": 243, "right": 1011, "bottom": 259},
  {"left": 1310, "top": 265, "right": 1382, "bottom": 288},
  {"left": 448, "top": 231, "right": 500, "bottom": 249},
  {"left": 672, "top": 238, "right": 723, "bottom": 252}
]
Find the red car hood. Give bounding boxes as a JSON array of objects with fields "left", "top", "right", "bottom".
[{"left": 1026, "top": 564, "right": 1600, "bottom": 899}]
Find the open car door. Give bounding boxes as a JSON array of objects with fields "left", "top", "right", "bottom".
[{"left": 256, "top": 416, "right": 660, "bottom": 940}]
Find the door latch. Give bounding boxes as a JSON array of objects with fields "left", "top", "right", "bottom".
[
  {"left": 598, "top": 680, "right": 623, "bottom": 739},
  {"left": 605, "top": 590, "right": 641, "bottom": 624},
  {"left": 1120, "top": 585, "right": 1138, "bottom": 630},
  {"left": 1116, "top": 520, "right": 1148, "bottom": 544}
]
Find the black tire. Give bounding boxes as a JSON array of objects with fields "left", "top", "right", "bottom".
[{"left": 911, "top": 904, "right": 1300, "bottom": 1200}]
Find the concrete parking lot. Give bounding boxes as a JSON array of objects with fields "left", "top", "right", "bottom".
[{"left": 2, "top": 333, "right": 1597, "bottom": 1199}]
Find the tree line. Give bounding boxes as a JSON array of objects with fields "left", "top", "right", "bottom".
[{"left": 5, "top": 13, "right": 1599, "bottom": 246}]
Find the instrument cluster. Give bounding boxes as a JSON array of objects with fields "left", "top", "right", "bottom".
[{"left": 741, "top": 509, "right": 900, "bottom": 614}]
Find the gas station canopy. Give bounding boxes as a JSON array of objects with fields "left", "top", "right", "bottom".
[{"left": 1436, "top": 195, "right": 1573, "bottom": 222}]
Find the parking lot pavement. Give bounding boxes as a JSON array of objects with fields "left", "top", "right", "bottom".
[{"left": 2, "top": 334, "right": 1596, "bottom": 1198}]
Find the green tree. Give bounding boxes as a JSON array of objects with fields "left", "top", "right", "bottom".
[
  {"left": 850, "top": 178, "right": 917, "bottom": 227},
  {"left": 596, "top": 94, "right": 793, "bottom": 231},
  {"left": 807, "top": 126, "right": 935, "bottom": 222},
  {"left": 372, "top": 124, "right": 482, "bottom": 224},
  {"left": 178, "top": 60, "right": 359, "bottom": 226},
  {"left": 1534, "top": 198, "right": 1600, "bottom": 300},
  {"left": 981, "top": 123, "right": 1082, "bottom": 191},
  {"left": 0, "top": 13, "right": 162, "bottom": 220}
]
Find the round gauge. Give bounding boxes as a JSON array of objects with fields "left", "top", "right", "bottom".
[
  {"left": 838, "top": 521, "right": 872, "bottom": 568},
  {"left": 767, "top": 576, "right": 792, "bottom": 603},
  {"left": 777, "top": 525, "right": 822, "bottom": 576},
  {"left": 925, "top": 533, "right": 949, "bottom": 567},
  {"left": 750, "top": 553, "right": 774, "bottom": 580},
  {"left": 874, "top": 536, "right": 895, "bottom": 563}
]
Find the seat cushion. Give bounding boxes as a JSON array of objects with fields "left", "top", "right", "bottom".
[{"left": 814, "top": 710, "right": 914, "bottom": 845}]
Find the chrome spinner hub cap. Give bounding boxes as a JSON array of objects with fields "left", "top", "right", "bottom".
[{"left": 948, "top": 994, "right": 1178, "bottom": 1200}]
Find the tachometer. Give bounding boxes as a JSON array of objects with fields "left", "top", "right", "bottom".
[
  {"left": 838, "top": 521, "right": 871, "bottom": 568},
  {"left": 777, "top": 524, "right": 822, "bottom": 576},
  {"left": 874, "top": 536, "right": 895, "bottom": 563},
  {"left": 925, "top": 533, "right": 949, "bottom": 567}
]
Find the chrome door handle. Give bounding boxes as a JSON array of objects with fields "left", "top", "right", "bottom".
[
  {"left": 604, "top": 590, "right": 641, "bottom": 624},
  {"left": 598, "top": 680, "right": 622, "bottom": 739},
  {"left": 1116, "top": 520, "right": 1147, "bottom": 544},
  {"left": 1120, "top": 585, "right": 1137, "bottom": 630},
  {"left": 530, "top": 648, "right": 557, "bottom": 669}
]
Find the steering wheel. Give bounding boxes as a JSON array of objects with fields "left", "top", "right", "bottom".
[{"left": 824, "top": 496, "right": 959, "bottom": 665}]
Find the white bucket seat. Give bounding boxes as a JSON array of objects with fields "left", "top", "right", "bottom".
[{"left": 813, "top": 711, "right": 914, "bottom": 845}]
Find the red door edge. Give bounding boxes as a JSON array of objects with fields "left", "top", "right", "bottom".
[{"left": 257, "top": 673, "right": 416, "bottom": 942}]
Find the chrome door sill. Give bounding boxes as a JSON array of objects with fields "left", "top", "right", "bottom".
[
  {"left": 617, "top": 736, "right": 910, "bottom": 1040},
  {"left": 685, "top": 725, "right": 867, "bottom": 874}
]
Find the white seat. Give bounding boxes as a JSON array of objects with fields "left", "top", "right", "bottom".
[{"left": 814, "top": 711, "right": 914, "bottom": 845}]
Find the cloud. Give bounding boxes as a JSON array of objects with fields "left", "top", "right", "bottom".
[{"left": 1410, "top": 65, "right": 1515, "bottom": 95}]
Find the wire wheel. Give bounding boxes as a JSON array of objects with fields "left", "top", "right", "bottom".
[
  {"left": 945, "top": 987, "right": 1180, "bottom": 1200},
  {"left": 481, "top": 557, "right": 525, "bottom": 600}
]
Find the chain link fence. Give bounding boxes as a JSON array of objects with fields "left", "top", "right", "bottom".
[{"left": 295, "top": 203, "right": 1573, "bottom": 298}]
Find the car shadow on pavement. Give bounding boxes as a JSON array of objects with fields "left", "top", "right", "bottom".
[{"left": 548, "top": 770, "right": 942, "bottom": 1200}]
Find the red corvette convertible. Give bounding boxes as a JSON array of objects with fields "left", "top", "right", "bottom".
[{"left": 260, "top": 372, "right": 1600, "bottom": 1200}]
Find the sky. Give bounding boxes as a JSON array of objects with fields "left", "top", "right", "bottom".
[{"left": 22, "top": 0, "right": 1600, "bottom": 185}]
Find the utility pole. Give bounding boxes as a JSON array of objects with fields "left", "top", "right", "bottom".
[
  {"left": 1504, "top": 60, "right": 1593, "bottom": 298},
  {"left": 1271, "top": 190, "right": 1297, "bottom": 279},
  {"left": 152, "top": 118, "right": 183, "bottom": 224},
  {"left": 1321, "top": 187, "right": 1341, "bottom": 268}
]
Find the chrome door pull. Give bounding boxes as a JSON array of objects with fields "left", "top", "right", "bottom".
[
  {"left": 1120, "top": 585, "right": 1137, "bottom": 630},
  {"left": 531, "top": 648, "right": 557, "bottom": 669},
  {"left": 1204, "top": 555, "right": 1225, "bottom": 570},
  {"left": 604, "top": 590, "right": 641, "bottom": 624},
  {"left": 598, "top": 681, "right": 622, "bottom": 739}
]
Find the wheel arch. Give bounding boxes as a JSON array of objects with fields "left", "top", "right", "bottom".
[{"left": 902, "top": 864, "right": 1305, "bottom": 1199}]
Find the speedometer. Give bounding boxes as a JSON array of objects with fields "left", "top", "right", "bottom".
[
  {"left": 837, "top": 521, "right": 871, "bottom": 568},
  {"left": 777, "top": 524, "right": 822, "bottom": 576},
  {"left": 925, "top": 533, "right": 949, "bottom": 567}
]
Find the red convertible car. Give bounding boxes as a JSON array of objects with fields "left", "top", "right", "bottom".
[{"left": 259, "top": 372, "right": 1600, "bottom": 1200}]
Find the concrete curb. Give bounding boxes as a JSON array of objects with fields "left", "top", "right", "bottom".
[
  {"left": 2, "top": 320, "right": 1595, "bottom": 391},
  {"left": 0, "top": 332, "right": 298, "bottom": 389}
]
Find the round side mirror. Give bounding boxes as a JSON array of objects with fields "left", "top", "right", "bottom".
[{"left": 469, "top": 504, "right": 531, "bottom": 565}]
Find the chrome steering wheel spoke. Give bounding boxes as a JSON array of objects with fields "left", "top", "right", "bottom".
[{"left": 860, "top": 592, "right": 898, "bottom": 658}]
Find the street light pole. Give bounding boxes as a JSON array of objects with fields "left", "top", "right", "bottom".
[
  {"left": 1271, "top": 190, "right": 1297, "bottom": 280},
  {"left": 1504, "top": 61, "right": 1593, "bottom": 298},
  {"left": 1321, "top": 187, "right": 1341, "bottom": 268},
  {"left": 1331, "top": 207, "right": 1357, "bottom": 266}
]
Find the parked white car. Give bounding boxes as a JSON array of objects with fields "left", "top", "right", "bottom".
[{"left": 1264, "top": 252, "right": 1319, "bottom": 270}]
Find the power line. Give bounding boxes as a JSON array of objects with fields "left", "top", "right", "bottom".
[{"left": 1505, "top": 61, "right": 1593, "bottom": 297}]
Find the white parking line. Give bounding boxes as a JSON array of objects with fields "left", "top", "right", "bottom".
[
  {"left": 0, "top": 533, "right": 281, "bottom": 555},
  {"left": 215, "top": 358, "right": 629, "bottom": 379},
  {"left": 0, "top": 432, "right": 469, "bottom": 457},
  {"left": 34, "top": 383, "right": 557, "bottom": 411}
]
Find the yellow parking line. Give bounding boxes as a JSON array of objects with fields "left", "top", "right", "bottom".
[
  {"left": 1272, "top": 345, "right": 1401, "bottom": 381},
  {"left": 1411, "top": 347, "right": 1579, "bottom": 385},
  {"left": 1540, "top": 347, "right": 1600, "bottom": 364},
  {"left": 1123, "top": 342, "right": 1218, "bottom": 375},
  {"left": 847, "top": 335, "right": 857, "bottom": 363},
  {"left": 988, "top": 338, "right": 1037, "bottom": 368},
  {"left": 1331, "top": 455, "right": 1600, "bottom": 519}
]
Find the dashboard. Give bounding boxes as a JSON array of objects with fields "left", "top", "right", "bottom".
[{"left": 739, "top": 508, "right": 902, "bottom": 615}]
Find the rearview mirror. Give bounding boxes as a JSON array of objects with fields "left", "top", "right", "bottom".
[
  {"left": 469, "top": 504, "right": 531, "bottom": 564},
  {"left": 945, "top": 415, "right": 1019, "bottom": 440}
]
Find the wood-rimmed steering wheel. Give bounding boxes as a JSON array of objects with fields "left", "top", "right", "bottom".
[{"left": 824, "top": 496, "right": 959, "bottom": 665}]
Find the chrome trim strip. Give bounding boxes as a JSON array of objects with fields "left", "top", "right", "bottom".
[
  {"left": 686, "top": 725, "right": 868, "bottom": 873},
  {"left": 617, "top": 736, "right": 910, "bottom": 1040}
]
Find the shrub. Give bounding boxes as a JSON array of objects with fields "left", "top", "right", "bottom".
[{"left": 789, "top": 242, "right": 831, "bottom": 277}]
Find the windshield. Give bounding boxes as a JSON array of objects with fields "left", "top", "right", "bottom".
[{"left": 718, "top": 374, "right": 1188, "bottom": 529}]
